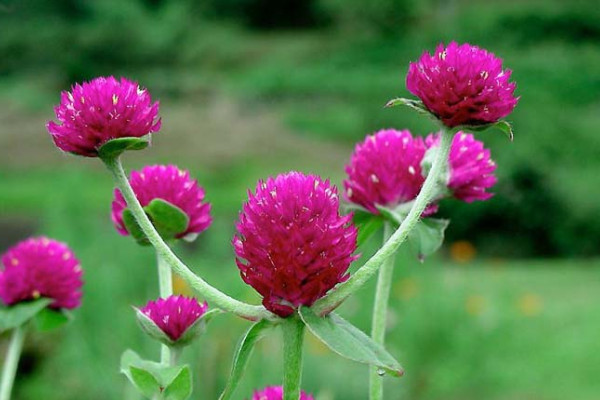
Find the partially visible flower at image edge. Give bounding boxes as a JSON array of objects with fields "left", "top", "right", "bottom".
[
  {"left": 250, "top": 386, "right": 314, "bottom": 400},
  {"left": 111, "top": 164, "right": 212, "bottom": 239},
  {"left": 234, "top": 172, "right": 358, "bottom": 317},
  {"left": 46, "top": 76, "right": 161, "bottom": 157},
  {"left": 0, "top": 237, "right": 83, "bottom": 309},
  {"left": 426, "top": 131, "right": 497, "bottom": 202},
  {"left": 140, "top": 295, "right": 208, "bottom": 341},
  {"left": 406, "top": 42, "right": 519, "bottom": 128}
]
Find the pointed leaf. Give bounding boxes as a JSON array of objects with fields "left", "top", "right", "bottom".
[
  {"left": 219, "top": 320, "right": 273, "bottom": 400},
  {"left": 461, "top": 120, "right": 514, "bottom": 141},
  {"left": 408, "top": 218, "right": 449, "bottom": 261},
  {"left": 135, "top": 307, "right": 174, "bottom": 346},
  {"left": 299, "top": 307, "right": 403, "bottom": 377},
  {"left": 129, "top": 366, "right": 161, "bottom": 398},
  {"left": 98, "top": 136, "right": 150, "bottom": 160},
  {"left": 35, "top": 308, "right": 71, "bottom": 332},
  {"left": 163, "top": 365, "right": 192, "bottom": 400},
  {"left": 145, "top": 199, "right": 189, "bottom": 240},
  {"left": 0, "top": 298, "right": 52, "bottom": 332}
]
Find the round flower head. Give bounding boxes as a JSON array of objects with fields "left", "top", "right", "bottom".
[
  {"left": 112, "top": 165, "right": 212, "bottom": 239},
  {"left": 0, "top": 237, "right": 83, "bottom": 309},
  {"left": 426, "top": 131, "right": 497, "bottom": 202},
  {"left": 47, "top": 76, "right": 161, "bottom": 157},
  {"left": 234, "top": 172, "right": 358, "bottom": 317},
  {"left": 140, "top": 295, "right": 208, "bottom": 342},
  {"left": 407, "top": 42, "right": 518, "bottom": 128},
  {"left": 344, "top": 129, "right": 428, "bottom": 214},
  {"left": 250, "top": 386, "right": 314, "bottom": 400}
]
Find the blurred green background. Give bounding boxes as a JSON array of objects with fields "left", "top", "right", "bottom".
[{"left": 1, "top": 0, "right": 599, "bottom": 399}]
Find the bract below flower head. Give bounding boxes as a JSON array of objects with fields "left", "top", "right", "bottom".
[
  {"left": 47, "top": 76, "right": 161, "bottom": 157},
  {"left": 426, "top": 131, "right": 497, "bottom": 202},
  {"left": 0, "top": 237, "right": 83, "bottom": 309},
  {"left": 407, "top": 42, "right": 518, "bottom": 128},
  {"left": 344, "top": 129, "right": 428, "bottom": 214},
  {"left": 140, "top": 295, "right": 208, "bottom": 342},
  {"left": 234, "top": 172, "right": 358, "bottom": 317},
  {"left": 250, "top": 386, "right": 314, "bottom": 400},
  {"left": 112, "top": 164, "right": 212, "bottom": 240}
]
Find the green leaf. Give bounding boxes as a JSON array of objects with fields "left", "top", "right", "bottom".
[
  {"left": 135, "top": 308, "right": 174, "bottom": 345},
  {"left": 351, "top": 208, "right": 383, "bottom": 247},
  {"left": 35, "top": 308, "right": 71, "bottom": 332},
  {"left": 299, "top": 307, "right": 404, "bottom": 377},
  {"left": 0, "top": 298, "right": 52, "bottom": 332},
  {"left": 462, "top": 120, "right": 514, "bottom": 141},
  {"left": 218, "top": 320, "right": 273, "bottom": 400},
  {"left": 408, "top": 218, "right": 450, "bottom": 262},
  {"left": 163, "top": 365, "right": 192, "bottom": 400},
  {"left": 144, "top": 199, "right": 189, "bottom": 240},
  {"left": 129, "top": 366, "right": 161, "bottom": 399},
  {"left": 122, "top": 209, "right": 151, "bottom": 246},
  {"left": 98, "top": 136, "right": 150, "bottom": 160}
]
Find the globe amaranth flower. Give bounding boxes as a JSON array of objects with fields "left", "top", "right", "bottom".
[
  {"left": 0, "top": 237, "right": 83, "bottom": 309},
  {"left": 47, "top": 76, "right": 161, "bottom": 157},
  {"left": 250, "top": 386, "right": 314, "bottom": 400},
  {"left": 234, "top": 172, "right": 358, "bottom": 317},
  {"left": 344, "top": 129, "right": 438, "bottom": 215},
  {"left": 407, "top": 42, "right": 518, "bottom": 128},
  {"left": 112, "top": 165, "right": 212, "bottom": 239},
  {"left": 140, "top": 295, "right": 208, "bottom": 342},
  {"left": 426, "top": 131, "right": 497, "bottom": 202}
]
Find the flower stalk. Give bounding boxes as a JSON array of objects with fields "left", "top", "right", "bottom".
[
  {"left": 369, "top": 221, "right": 396, "bottom": 400},
  {"left": 103, "top": 156, "right": 276, "bottom": 322},
  {"left": 282, "top": 317, "right": 305, "bottom": 400},
  {"left": 0, "top": 326, "right": 26, "bottom": 400},
  {"left": 156, "top": 253, "right": 173, "bottom": 364},
  {"left": 313, "top": 127, "right": 454, "bottom": 315}
]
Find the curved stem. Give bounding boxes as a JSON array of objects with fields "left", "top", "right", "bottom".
[
  {"left": 157, "top": 252, "right": 173, "bottom": 364},
  {"left": 313, "top": 128, "right": 454, "bottom": 315},
  {"left": 369, "top": 222, "right": 395, "bottom": 400},
  {"left": 282, "top": 317, "right": 305, "bottom": 400},
  {"left": 0, "top": 326, "right": 26, "bottom": 400},
  {"left": 103, "top": 157, "right": 276, "bottom": 322}
]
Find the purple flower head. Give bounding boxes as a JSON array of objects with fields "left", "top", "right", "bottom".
[
  {"left": 426, "top": 131, "right": 497, "bottom": 202},
  {"left": 112, "top": 165, "right": 212, "bottom": 239},
  {"left": 407, "top": 42, "right": 519, "bottom": 128},
  {"left": 344, "top": 129, "right": 429, "bottom": 214},
  {"left": 250, "top": 386, "right": 314, "bottom": 400},
  {"left": 234, "top": 172, "right": 358, "bottom": 317},
  {"left": 140, "top": 295, "right": 208, "bottom": 342},
  {"left": 47, "top": 76, "right": 161, "bottom": 157},
  {"left": 0, "top": 237, "right": 83, "bottom": 309}
]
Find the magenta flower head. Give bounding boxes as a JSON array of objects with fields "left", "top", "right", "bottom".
[
  {"left": 250, "top": 386, "right": 314, "bottom": 400},
  {"left": 0, "top": 237, "right": 83, "bottom": 309},
  {"left": 112, "top": 165, "right": 212, "bottom": 241},
  {"left": 406, "top": 42, "right": 518, "bottom": 128},
  {"left": 47, "top": 76, "right": 161, "bottom": 157},
  {"left": 426, "top": 131, "right": 497, "bottom": 202},
  {"left": 234, "top": 172, "right": 358, "bottom": 317},
  {"left": 344, "top": 129, "right": 428, "bottom": 215},
  {"left": 137, "top": 295, "right": 209, "bottom": 345}
]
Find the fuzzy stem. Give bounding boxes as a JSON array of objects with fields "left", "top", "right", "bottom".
[
  {"left": 0, "top": 326, "right": 26, "bottom": 400},
  {"left": 157, "top": 252, "right": 173, "bottom": 364},
  {"left": 369, "top": 222, "right": 396, "bottom": 400},
  {"left": 313, "top": 128, "right": 454, "bottom": 315},
  {"left": 282, "top": 317, "right": 305, "bottom": 400},
  {"left": 103, "top": 156, "right": 276, "bottom": 322}
]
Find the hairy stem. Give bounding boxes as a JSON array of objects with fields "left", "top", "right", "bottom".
[
  {"left": 369, "top": 222, "right": 395, "bottom": 400},
  {"left": 0, "top": 326, "right": 26, "bottom": 400},
  {"left": 103, "top": 157, "right": 276, "bottom": 322},
  {"left": 282, "top": 318, "right": 305, "bottom": 400},
  {"left": 157, "top": 252, "right": 173, "bottom": 364},
  {"left": 313, "top": 128, "right": 454, "bottom": 315}
]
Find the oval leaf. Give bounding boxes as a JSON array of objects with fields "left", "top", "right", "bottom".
[
  {"left": 408, "top": 218, "right": 449, "bottom": 262},
  {"left": 135, "top": 308, "right": 174, "bottom": 346},
  {"left": 122, "top": 209, "right": 151, "bottom": 246},
  {"left": 130, "top": 366, "right": 161, "bottom": 399},
  {"left": 299, "top": 307, "right": 404, "bottom": 377},
  {"left": 144, "top": 199, "right": 189, "bottom": 240},
  {"left": 98, "top": 136, "right": 150, "bottom": 160},
  {"left": 219, "top": 320, "right": 273, "bottom": 400},
  {"left": 163, "top": 365, "right": 192, "bottom": 400},
  {"left": 0, "top": 298, "right": 52, "bottom": 332}
]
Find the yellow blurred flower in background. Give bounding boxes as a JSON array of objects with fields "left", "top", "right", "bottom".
[
  {"left": 518, "top": 293, "right": 543, "bottom": 317},
  {"left": 450, "top": 240, "right": 477, "bottom": 263}
]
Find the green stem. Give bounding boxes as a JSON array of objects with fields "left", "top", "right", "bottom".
[
  {"left": 369, "top": 222, "right": 395, "bottom": 400},
  {"left": 282, "top": 317, "right": 305, "bottom": 400},
  {"left": 103, "top": 156, "right": 276, "bottom": 322},
  {"left": 313, "top": 128, "right": 454, "bottom": 315},
  {"left": 157, "top": 252, "right": 173, "bottom": 364},
  {"left": 0, "top": 326, "right": 26, "bottom": 400}
]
